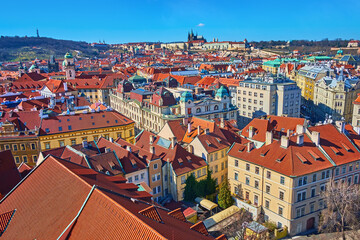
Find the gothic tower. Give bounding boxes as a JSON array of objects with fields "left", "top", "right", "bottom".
[{"left": 62, "top": 52, "right": 75, "bottom": 80}]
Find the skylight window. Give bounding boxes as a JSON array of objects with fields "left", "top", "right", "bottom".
[
  {"left": 58, "top": 127, "right": 62, "bottom": 131},
  {"left": 45, "top": 128, "right": 50, "bottom": 133},
  {"left": 68, "top": 125, "right": 72, "bottom": 130}
]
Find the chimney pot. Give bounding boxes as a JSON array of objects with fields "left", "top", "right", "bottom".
[
  {"left": 150, "top": 146, "right": 155, "bottom": 154},
  {"left": 296, "top": 125, "right": 305, "bottom": 135},
  {"left": 280, "top": 135, "right": 289, "bottom": 148},
  {"left": 171, "top": 137, "right": 177, "bottom": 149},
  {"left": 311, "top": 131, "right": 320, "bottom": 146},
  {"left": 265, "top": 131, "right": 273, "bottom": 145},
  {"left": 188, "top": 122, "right": 191, "bottom": 133},
  {"left": 247, "top": 142, "right": 254, "bottom": 152},
  {"left": 197, "top": 126, "right": 201, "bottom": 135},
  {"left": 297, "top": 134, "right": 304, "bottom": 146},
  {"left": 248, "top": 126, "right": 254, "bottom": 139}
]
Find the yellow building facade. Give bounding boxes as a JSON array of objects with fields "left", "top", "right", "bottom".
[{"left": 38, "top": 111, "right": 135, "bottom": 151}]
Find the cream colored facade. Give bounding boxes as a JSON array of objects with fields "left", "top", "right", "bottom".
[
  {"left": 352, "top": 101, "right": 360, "bottom": 128},
  {"left": 189, "top": 138, "right": 229, "bottom": 186},
  {"left": 228, "top": 151, "right": 360, "bottom": 236},
  {"left": 78, "top": 88, "right": 111, "bottom": 105},
  {"left": 110, "top": 91, "right": 175, "bottom": 133},
  {"left": 314, "top": 76, "right": 360, "bottom": 122},
  {"left": 236, "top": 78, "right": 301, "bottom": 127}
]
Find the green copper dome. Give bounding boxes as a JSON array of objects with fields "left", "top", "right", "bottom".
[
  {"left": 180, "top": 91, "right": 193, "bottom": 102},
  {"left": 337, "top": 49, "right": 343, "bottom": 55},
  {"left": 29, "top": 64, "right": 38, "bottom": 70},
  {"left": 215, "top": 86, "right": 229, "bottom": 98},
  {"left": 64, "top": 52, "right": 73, "bottom": 59}
]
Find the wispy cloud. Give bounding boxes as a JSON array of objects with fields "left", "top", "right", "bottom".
[{"left": 197, "top": 23, "right": 205, "bottom": 27}]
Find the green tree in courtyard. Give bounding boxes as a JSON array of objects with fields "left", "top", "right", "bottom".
[
  {"left": 218, "top": 179, "right": 234, "bottom": 209},
  {"left": 184, "top": 174, "right": 197, "bottom": 201}
]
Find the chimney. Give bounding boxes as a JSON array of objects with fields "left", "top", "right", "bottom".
[
  {"left": 247, "top": 142, "right": 254, "bottom": 152},
  {"left": 311, "top": 131, "right": 320, "bottom": 146},
  {"left": 150, "top": 135, "right": 154, "bottom": 144},
  {"left": 126, "top": 146, "right": 132, "bottom": 152},
  {"left": 220, "top": 118, "right": 225, "bottom": 128},
  {"left": 248, "top": 126, "right": 254, "bottom": 139},
  {"left": 204, "top": 128, "right": 210, "bottom": 134},
  {"left": 105, "top": 147, "right": 111, "bottom": 153},
  {"left": 183, "top": 118, "right": 188, "bottom": 126},
  {"left": 335, "top": 120, "right": 345, "bottom": 134},
  {"left": 109, "top": 137, "right": 114, "bottom": 143},
  {"left": 188, "top": 122, "right": 191, "bottom": 133},
  {"left": 171, "top": 137, "right": 177, "bottom": 149},
  {"left": 188, "top": 145, "right": 194, "bottom": 154},
  {"left": 64, "top": 81, "right": 68, "bottom": 91},
  {"left": 197, "top": 126, "right": 201, "bottom": 135},
  {"left": 82, "top": 141, "right": 88, "bottom": 148},
  {"left": 265, "top": 131, "right": 273, "bottom": 145},
  {"left": 286, "top": 129, "right": 291, "bottom": 137},
  {"left": 297, "top": 134, "right": 304, "bottom": 146},
  {"left": 296, "top": 124, "right": 304, "bottom": 135},
  {"left": 280, "top": 135, "right": 289, "bottom": 148},
  {"left": 150, "top": 146, "right": 155, "bottom": 154}
]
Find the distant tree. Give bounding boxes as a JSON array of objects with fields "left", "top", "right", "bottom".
[
  {"left": 184, "top": 174, "right": 197, "bottom": 202},
  {"left": 218, "top": 179, "right": 234, "bottom": 209},
  {"left": 318, "top": 178, "right": 360, "bottom": 240}
]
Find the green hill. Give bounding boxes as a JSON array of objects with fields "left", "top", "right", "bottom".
[{"left": 0, "top": 36, "right": 100, "bottom": 61}]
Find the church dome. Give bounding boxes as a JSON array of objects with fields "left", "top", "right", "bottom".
[
  {"left": 215, "top": 86, "right": 229, "bottom": 98},
  {"left": 180, "top": 91, "right": 193, "bottom": 102},
  {"left": 29, "top": 64, "right": 38, "bottom": 70},
  {"left": 64, "top": 52, "right": 73, "bottom": 59}
]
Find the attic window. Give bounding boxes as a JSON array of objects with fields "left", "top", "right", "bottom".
[
  {"left": 296, "top": 152, "right": 308, "bottom": 164},
  {"left": 68, "top": 125, "right": 72, "bottom": 130},
  {"left": 276, "top": 153, "right": 286, "bottom": 163},
  {"left": 178, "top": 158, "right": 183, "bottom": 165},
  {"left": 96, "top": 164, "right": 104, "bottom": 172},
  {"left": 260, "top": 149, "right": 270, "bottom": 157},
  {"left": 58, "top": 127, "right": 62, "bottom": 131},
  {"left": 330, "top": 146, "right": 340, "bottom": 155},
  {"left": 45, "top": 128, "right": 50, "bottom": 133},
  {"left": 238, "top": 146, "right": 245, "bottom": 152},
  {"left": 0, "top": 210, "right": 16, "bottom": 236},
  {"left": 216, "top": 138, "right": 221, "bottom": 143},
  {"left": 92, "top": 122, "right": 95, "bottom": 125},
  {"left": 109, "top": 161, "right": 115, "bottom": 169},
  {"left": 79, "top": 117, "right": 82, "bottom": 120},
  {"left": 102, "top": 115, "right": 105, "bottom": 118},
  {"left": 91, "top": 116, "right": 94, "bottom": 119},
  {"left": 115, "top": 120, "right": 118, "bottom": 123},
  {"left": 308, "top": 150, "right": 320, "bottom": 160},
  {"left": 186, "top": 156, "right": 192, "bottom": 162},
  {"left": 205, "top": 140, "right": 211, "bottom": 146},
  {"left": 130, "top": 158, "right": 137, "bottom": 167},
  {"left": 341, "top": 142, "right": 351, "bottom": 152},
  {"left": 59, "top": 120, "right": 61, "bottom": 123}
]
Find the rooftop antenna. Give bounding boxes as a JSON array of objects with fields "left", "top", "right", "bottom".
[{"left": 36, "top": 28, "right": 40, "bottom": 38}]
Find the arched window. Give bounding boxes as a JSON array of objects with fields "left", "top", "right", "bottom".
[
  {"left": 214, "top": 105, "right": 219, "bottom": 110},
  {"left": 196, "top": 108, "right": 201, "bottom": 113}
]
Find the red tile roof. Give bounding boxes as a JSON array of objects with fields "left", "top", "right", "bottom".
[
  {"left": 0, "top": 150, "right": 21, "bottom": 200},
  {"left": 228, "top": 134, "right": 333, "bottom": 177},
  {"left": 309, "top": 124, "right": 360, "bottom": 166},
  {"left": 39, "top": 111, "right": 133, "bottom": 135}
]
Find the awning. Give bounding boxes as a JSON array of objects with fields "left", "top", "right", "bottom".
[
  {"left": 195, "top": 197, "right": 218, "bottom": 211},
  {"left": 203, "top": 206, "right": 240, "bottom": 229}
]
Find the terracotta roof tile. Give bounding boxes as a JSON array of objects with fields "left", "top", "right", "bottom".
[
  {"left": 168, "top": 208, "right": 186, "bottom": 222},
  {"left": 190, "top": 221, "right": 209, "bottom": 236}
]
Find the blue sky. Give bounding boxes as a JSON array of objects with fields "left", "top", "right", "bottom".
[{"left": 1, "top": 0, "right": 359, "bottom": 43}]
